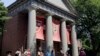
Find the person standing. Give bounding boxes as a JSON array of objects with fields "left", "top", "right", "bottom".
[
  {"left": 15, "top": 49, "right": 22, "bottom": 56},
  {"left": 60, "top": 49, "right": 64, "bottom": 56},
  {"left": 45, "top": 49, "right": 51, "bottom": 56},
  {"left": 6, "top": 51, "right": 12, "bottom": 56},
  {"left": 24, "top": 49, "right": 31, "bottom": 56},
  {"left": 37, "top": 47, "right": 44, "bottom": 56},
  {"left": 51, "top": 49, "right": 55, "bottom": 56},
  {"left": 66, "top": 51, "right": 70, "bottom": 56},
  {"left": 79, "top": 48, "right": 86, "bottom": 56}
]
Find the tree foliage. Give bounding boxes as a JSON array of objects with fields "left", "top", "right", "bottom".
[
  {"left": 71, "top": 0, "right": 100, "bottom": 54},
  {"left": 0, "top": 1, "right": 9, "bottom": 55},
  {"left": 0, "top": 1, "right": 8, "bottom": 36}
]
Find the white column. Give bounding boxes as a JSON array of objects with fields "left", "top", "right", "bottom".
[
  {"left": 46, "top": 14, "right": 53, "bottom": 52},
  {"left": 71, "top": 25, "right": 79, "bottom": 56},
  {"left": 27, "top": 7, "right": 36, "bottom": 56},
  {"left": 61, "top": 21, "right": 68, "bottom": 55}
]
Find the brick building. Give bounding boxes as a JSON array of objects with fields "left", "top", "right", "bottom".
[{"left": 1, "top": 0, "right": 79, "bottom": 56}]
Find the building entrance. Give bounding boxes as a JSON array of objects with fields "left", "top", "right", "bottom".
[
  {"left": 36, "top": 39, "right": 46, "bottom": 55},
  {"left": 36, "top": 40, "right": 62, "bottom": 56},
  {"left": 54, "top": 41, "right": 61, "bottom": 56}
]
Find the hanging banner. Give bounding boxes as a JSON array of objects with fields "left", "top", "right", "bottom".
[
  {"left": 36, "top": 20, "right": 44, "bottom": 40},
  {"left": 52, "top": 19, "right": 61, "bottom": 42}
]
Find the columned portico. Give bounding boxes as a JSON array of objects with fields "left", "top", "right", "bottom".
[
  {"left": 46, "top": 14, "right": 53, "bottom": 52},
  {"left": 61, "top": 20, "right": 68, "bottom": 55},
  {"left": 71, "top": 25, "right": 79, "bottom": 56},
  {"left": 27, "top": 7, "right": 36, "bottom": 56}
]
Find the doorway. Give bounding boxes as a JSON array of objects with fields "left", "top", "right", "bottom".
[{"left": 54, "top": 41, "right": 61, "bottom": 56}]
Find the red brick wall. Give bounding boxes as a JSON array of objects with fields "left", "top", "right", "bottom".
[
  {"left": 17, "top": 13, "right": 28, "bottom": 50},
  {"left": 2, "top": 13, "right": 28, "bottom": 56}
]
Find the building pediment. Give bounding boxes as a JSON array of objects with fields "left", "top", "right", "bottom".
[{"left": 44, "top": 0, "right": 76, "bottom": 15}]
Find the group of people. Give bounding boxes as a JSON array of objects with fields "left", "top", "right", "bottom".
[
  {"left": 37, "top": 46, "right": 71, "bottom": 56},
  {"left": 6, "top": 48, "right": 31, "bottom": 56},
  {"left": 15, "top": 49, "right": 31, "bottom": 56},
  {"left": 6, "top": 47, "right": 86, "bottom": 56},
  {"left": 37, "top": 47, "right": 86, "bottom": 56}
]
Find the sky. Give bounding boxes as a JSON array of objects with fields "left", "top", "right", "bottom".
[{"left": 1, "top": 0, "right": 16, "bottom": 7}]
